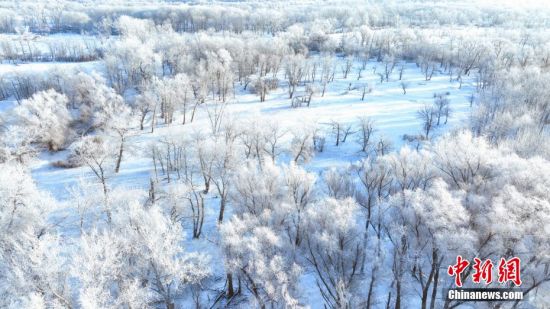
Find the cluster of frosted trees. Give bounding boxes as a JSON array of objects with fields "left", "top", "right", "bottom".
[
  {"left": 3, "top": 0, "right": 550, "bottom": 35},
  {"left": 2, "top": 126, "right": 548, "bottom": 308},
  {"left": 0, "top": 1, "right": 549, "bottom": 308},
  {"left": 3, "top": 11, "right": 549, "bottom": 155},
  {"left": 0, "top": 164, "right": 211, "bottom": 308},
  {"left": 3, "top": 12, "right": 550, "bottom": 100},
  {"left": 0, "top": 33, "right": 101, "bottom": 63},
  {"left": 1, "top": 66, "right": 549, "bottom": 308}
]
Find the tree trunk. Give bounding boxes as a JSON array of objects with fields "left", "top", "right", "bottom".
[
  {"left": 115, "top": 139, "right": 124, "bottom": 173},
  {"left": 218, "top": 196, "right": 226, "bottom": 223},
  {"left": 366, "top": 273, "right": 376, "bottom": 309},
  {"left": 430, "top": 260, "right": 441, "bottom": 309},
  {"left": 140, "top": 112, "right": 147, "bottom": 130},
  {"left": 226, "top": 273, "right": 235, "bottom": 298},
  {"left": 395, "top": 280, "right": 401, "bottom": 309},
  {"left": 203, "top": 177, "right": 210, "bottom": 194},
  {"left": 151, "top": 108, "right": 156, "bottom": 133},
  {"left": 191, "top": 102, "right": 198, "bottom": 122}
]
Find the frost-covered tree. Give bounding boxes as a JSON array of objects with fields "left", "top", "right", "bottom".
[
  {"left": 207, "top": 137, "right": 238, "bottom": 223},
  {"left": 290, "top": 122, "right": 317, "bottom": 164},
  {"left": 0, "top": 164, "right": 70, "bottom": 308},
  {"left": 238, "top": 117, "right": 266, "bottom": 164},
  {"left": 68, "top": 179, "right": 102, "bottom": 233},
  {"left": 330, "top": 120, "right": 355, "bottom": 146},
  {"left": 151, "top": 135, "right": 208, "bottom": 238},
  {"left": 73, "top": 136, "right": 117, "bottom": 198},
  {"left": 323, "top": 167, "right": 356, "bottom": 199},
  {"left": 197, "top": 49, "right": 234, "bottom": 103},
  {"left": 104, "top": 35, "right": 158, "bottom": 93},
  {"left": 382, "top": 55, "right": 396, "bottom": 81},
  {"left": 13, "top": 89, "right": 72, "bottom": 151},
  {"left": 341, "top": 56, "right": 354, "bottom": 79},
  {"left": 370, "top": 132, "right": 550, "bottom": 308},
  {"left": 262, "top": 119, "right": 287, "bottom": 163},
  {"left": 433, "top": 92, "right": 450, "bottom": 126},
  {"left": 133, "top": 90, "right": 156, "bottom": 131},
  {"left": 0, "top": 124, "right": 39, "bottom": 163},
  {"left": 222, "top": 160, "right": 305, "bottom": 306},
  {"left": 253, "top": 76, "right": 277, "bottom": 102},
  {"left": 75, "top": 200, "right": 211, "bottom": 309},
  {"left": 230, "top": 161, "right": 284, "bottom": 216},
  {"left": 238, "top": 116, "right": 286, "bottom": 166},
  {"left": 320, "top": 56, "right": 335, "bottom": 96},
  {"left": 356, "top": 117, "right": 375, "bottom": 153},
  {"left": 220, "top": 214, "right": 303, "bottom": 308},
  {"left": 303, "top": 197, "right": 365, "bottom": 309},
  {"left": 97, "top": 99, "right": 132, "bottom": 174},
  {"left": 281, "top": 163, "right": 317, "bottom": 246},
  {"left": 150, "top": 74, "right": 190, "bottom": 125},
  {"left": 389, "top": 179, "right": 473, "bottom": 309},
  {"left": 73, "top": 230, "right": 141, "bottom": 309},
  {"left": 285, "top": 53, "right": 305, "bottom": 99},
  {"left": 472, "top": 67, "right": 549, "bottom": 156},
  {"left": 67, "top": 72, "right": 128, "bottom": 134},
  {"left": 165, "top": 178, "right": 206, "bottom": 239},
  {"left": 417, "top": 104, "right": 436, "bottom": 138}
]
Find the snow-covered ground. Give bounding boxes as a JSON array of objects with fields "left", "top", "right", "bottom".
[{"left": 0, "top": 59, "right": 102, "bottom": 75}]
